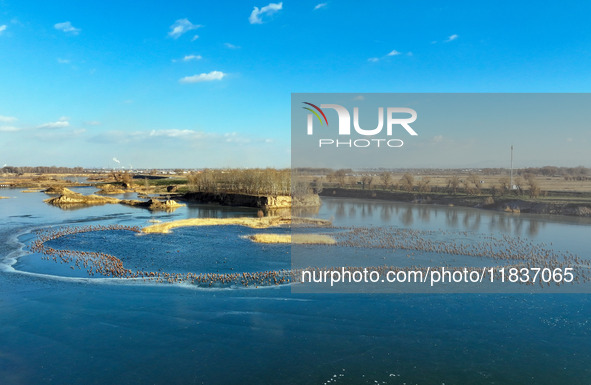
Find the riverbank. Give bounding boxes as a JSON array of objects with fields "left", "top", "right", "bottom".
[
  {"left": 44, "top": 190, "right": 184, "bottom": 212},
  {"left": 320, "top": 188, "right": 591, "bottom": 217},
  {"left": 179, "top": 192, "right": 320, "bottom": 210}
]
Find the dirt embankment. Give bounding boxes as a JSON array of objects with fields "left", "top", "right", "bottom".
[
  {"left": 120, "top": 199, "right": 185, "bottom": 212},
  {"left": 320, "top": 188, "right": 591, "bottom": 217},
  {"left": 180, "top": 192, "right": 320, "bottom": 209},
  {"left": 44, "top": 186, "right": 76, "bottom": 195},
  {"left": 44, "top": 192, "right": 121, "bottom": 206},
  {"left": 96, "top": 184, "right": 128, "bottom": 194},
  {"left": 44, "top": 190, "right": 184, "bottom": 212}
]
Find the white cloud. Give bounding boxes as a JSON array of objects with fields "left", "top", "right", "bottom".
[
  {"left": 148, "top": 129, "right": 204, "bottom": 139},
  {"left": 183, "top": 54, "right": 202, "bottom": 62},
  {"left": 179, "top": 70, "right": 225, "bottom": 84},
  {"left": 168, "top": 19, "right": 202, "bottom": 39},
  {"left": 369, "top": 49, "right": 411, "bottom": 62},
  {"left": 433, "top": 135, "right": 444, "bottom": 143},
  {"left": 57, "top": 58, "right": 70, "bottom": 64},
  {"left": 224, "top": 42, "right": 240, "bottom": 49},
  {"left": 174, "top": 54, "right": 202, "bottom": 62},
  {"left": 445, "top": 34, "right": 458, "bottom": 42},
  {"left": 249, "top": 2, "right": 283, "bottom": 24},
  {"left": 93, "top": 129, "right": 264, "bottom": 148},
  {"left": 54, "top": 21, "right": 80, "bottom": 35},
  {"left": 0, "top": 126, "right": 19, "bottom": 132},
  {"left": 38, "top": 117, "right": 70, "bottom": 129},
  {"left": 0, "top": 115, "right": 17, "bottom": 123},
  {"left": 223, "top": 132, "right": 252, "bottom": 143},
  {"left": 314, "top": 3, "right": 327, "bottom": 10},
  {"left": 0, "top": 25, "right": 7, "bottom": 34},
  {"left": 191, "top": 35, "right": 199, "bottom": 41}
]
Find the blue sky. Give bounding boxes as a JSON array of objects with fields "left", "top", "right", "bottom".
[{"left": 1, "top": 0, "right": 591, "bottom": 168}]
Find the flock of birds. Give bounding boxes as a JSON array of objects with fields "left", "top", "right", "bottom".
[
  {"left": 29, "top": 224, "right": 590, "bottom": 289},
  {"left": 30, "top": 225, "right": 295, "bottom": 287},
  {"left": 332, "top": 227, "right": 591, "bottom": 286}
]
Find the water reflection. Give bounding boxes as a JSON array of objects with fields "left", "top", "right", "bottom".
[
  {"left": 317, "top": 197, "right": 572, "bottom": 238},
  {"left": 401, "top": 207, "right": 413, "bottom": 226},
  {"left": 185, "top": 204, "right": 256, "bottom": 219}
]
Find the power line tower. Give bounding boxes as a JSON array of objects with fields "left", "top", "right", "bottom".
[{"left": 510, "top": 145, "right": 514, "bottom": 189}]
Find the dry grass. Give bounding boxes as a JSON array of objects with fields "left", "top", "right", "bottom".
[
  {"left": 347, "top": 173, "right": 591, "bottom": 194},
  {"left": 247, "top": 233, "right": 336, "bottom": 245},
  {"left": 0, "top": 196, "right": 9, "bottom": 199},
  {"left": 142, "top": 216, "right": 332, "bottom": 234}
]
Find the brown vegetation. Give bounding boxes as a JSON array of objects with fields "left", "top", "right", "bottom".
[
  {"left": 246, "top": 233, "right": 336, "bottom": 244},
  {"left": 187, "top": 168, "right": 290, "bottom": 195},
  {"left": 142, "top": 216, "right": 332, "bottom": 234},
  {"left": 96, "top": 184, "right": 128, "bottom": 194},
  {"left": 399, "top": 173, "right": 414, "bottom": 192}
]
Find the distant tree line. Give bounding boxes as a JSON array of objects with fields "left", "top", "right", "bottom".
[
  {"left": 515, "top": 166, "right": 590, "bottom": 180},
  {"left": 187, "top": 168, "right": 291, "bottom": 196},
  {"left": 1, "top": 166, "right": 85, "bottom": 175},
  {"left": 324, "top": 169, "right": 546, "bottom": 199}
]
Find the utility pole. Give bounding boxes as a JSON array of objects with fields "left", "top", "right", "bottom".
[{"left": 510, "top": 145, "right": 514, "bottom": 189}]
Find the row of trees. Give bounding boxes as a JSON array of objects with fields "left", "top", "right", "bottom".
[
  {"left": 325, "top": 170, "right": 545, "bottom": 198},
  {"left": 187, "top": 168, "right": 291, "bottom": 195},
  {"left": 517, "top": 166, "right": 589, "bottom": 179},
  {"left": 1, "top": 166, "right": 85, "bottom": 175}
]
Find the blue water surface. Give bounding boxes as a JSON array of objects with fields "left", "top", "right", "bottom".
[{"left": 1, "top": 189, "right": 591, "bottom": 384}]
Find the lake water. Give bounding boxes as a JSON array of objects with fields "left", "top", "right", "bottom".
[{"left": 1, "top": 189, "right": 591, "bottom": 384}]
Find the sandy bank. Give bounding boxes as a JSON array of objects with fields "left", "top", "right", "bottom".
[
  {"left": 181, "top": 192, "right": 321, "bottom": 209},
  {"left": 96, "top": 184, "right": 128, "bottom": 194},
  {"left": 44, "top": 186, "right": 75, "bottom": 195},
  {"left": 142, "top": 216, "right": 332, "bottom": 234},
  {"left": 0, "top": 196, "right": 9, "bottom": 199},
  {"left": 120, "top": 198, "right": 185, "bottom": 212},
  {"left": 44, "top": 193, "right": 121, "bottom": 207},
  {"left": 45, "top": 190, "right": 183, "bottom": 211},
  {"left": 246, "top": 233, "right": 336, "bottom": 245}
]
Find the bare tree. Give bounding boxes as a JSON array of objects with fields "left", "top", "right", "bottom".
[
  {"left": 446, "top": 175, "right": 461, "bottom": 194},
  {"left": 526, "top": 175, "right": 541, "bottom": 198},
  {"left": 380, "top": 172, "right": 393, "bottom": 190},
  {"left": 361, "top": 175, "right": 374, "bottom": 190},
  {"left": 467, "top": 173, "right": 482, "bottom": 195},
  {"left": 187, "top": 168, "right": 291, "bottom": 195},
  {"left": 334, "top": 169, "right": 347, "bottom": 187},
  {"left": 399, "top": 173, "right": 414, "bottom": 192},
  {"left": 498, "top": 176, "right": 510, "bottom": 192},
  {"left": 417, "top": 177, "right": 431, "bottom": 193}
]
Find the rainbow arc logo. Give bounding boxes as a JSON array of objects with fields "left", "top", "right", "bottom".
[{"left": 302, "top": 102, "right": 328, "bottom": 126}]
